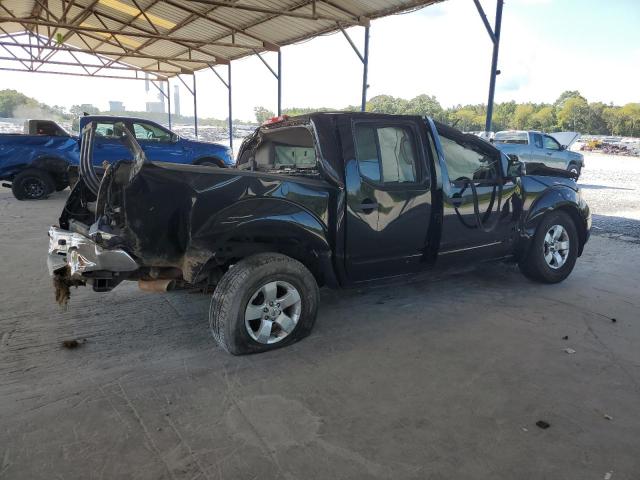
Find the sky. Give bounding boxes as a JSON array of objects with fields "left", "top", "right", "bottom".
[{"left": 1, "top": 0, "right": 639, "bottom": 122}]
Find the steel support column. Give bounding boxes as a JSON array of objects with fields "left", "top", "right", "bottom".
[
  {"left": 177, "top": 73, "right": 199, "bottom": 138},
  {"left": 255, "top": 49, "right": 281, "bottom": 117},
  {"left": 228, "top": 64, "right": 233, "bottom": 150},
  {"left": 210, "top": 63, "right": 234, "bottom": 151},
  {"left": 473, "top": 0, "right": 504, "bottom": 133},
  {"left": 193, "top": 73, "right": 198, "bottom": 138},
  {"left": 339, "top": 23, "right": 371, "bottom": 112},
  {"left": 361, "top": 26, "right": 370, "bottom": 112},
  {"left": 166, "top": 79, "right": 172, "bottom": 130}
]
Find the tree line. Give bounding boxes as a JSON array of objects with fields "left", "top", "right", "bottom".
[{"left": 255, "top": 90, "right": 640, "bottom": 137}]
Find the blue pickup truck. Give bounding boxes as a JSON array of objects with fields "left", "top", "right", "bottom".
[{"left": 0, "top": 116, "right": 233, "bottom": 200}]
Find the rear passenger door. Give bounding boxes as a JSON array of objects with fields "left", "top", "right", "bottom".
[{"left": 341, "top": 118, "right": 433, "bottom": 281}]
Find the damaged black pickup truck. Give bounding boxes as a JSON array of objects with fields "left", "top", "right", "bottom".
[{"left": 48, "top": 113, "right": 591, "bottom": 354}]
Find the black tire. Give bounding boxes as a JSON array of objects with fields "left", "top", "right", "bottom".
[
  {"left": 11, "top": 169, "right": 55, "bottom": 200},
  {"left": 210, "top": 253, "right": 319, "bottom": 355},
  {"left": 519, "top": 210, "right": 579, "bottom": 284}
]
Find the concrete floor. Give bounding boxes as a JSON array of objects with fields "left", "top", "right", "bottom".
[{"left": 1, "top": 156, "right": 640, "bottom": 479}]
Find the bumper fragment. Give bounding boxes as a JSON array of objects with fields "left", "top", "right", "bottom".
[{"left": 47, "top": 226, "right": 138, "bottom": 278}]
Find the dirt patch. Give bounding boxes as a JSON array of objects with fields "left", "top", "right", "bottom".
[{"left": 53, "top": 265, "right": 85, "bottom": 306}]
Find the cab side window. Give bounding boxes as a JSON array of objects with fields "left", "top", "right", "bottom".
[
  {"left": 132, "top": 122, "right": 172, "bottom": 142},
  {"left": 354, "top": 124, "right": 419, "bottom": 184},
  {"left": 543, "top": 135, "right": 560, "bottom": 150},
  {"left": 533, "top": 133, "right": 543, "bottom": 148},
  {"left": 95, "top": 122, "right": 121, "bottom": 138},
  {"left": 439, "top": 134, "right": 499, "bottom": 181}
]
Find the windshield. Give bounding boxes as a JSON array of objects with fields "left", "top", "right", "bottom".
[
  {"left": 494, "top": 131, "right": 529, "bottom": 144},
  {"left": 238, "top": 126, "right": 318, "bottom": 174}
]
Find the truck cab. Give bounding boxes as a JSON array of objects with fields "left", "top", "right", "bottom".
[{"left": 79, "top": 116, "right": 234, "bottom": 168}]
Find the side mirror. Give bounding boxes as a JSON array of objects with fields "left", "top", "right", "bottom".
[
  {"left": 507, "top": 154, "right": 526, "bottom": 177},
  {"left": 171, "top": 133, "right": 180, "bottom": 143},
  {"left": 560, "top": 145, "right": 567, "bottom": 150}
]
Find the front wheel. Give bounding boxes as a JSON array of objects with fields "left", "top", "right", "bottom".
[
  {"left": 209, "top": 253, "right": 319, "bottom": 355},
  {"left": 11, "top": 169, "right": 55, "bottom": 200},
  {"left": 519, "top": 210, "right": 579, "bottom": 283}
]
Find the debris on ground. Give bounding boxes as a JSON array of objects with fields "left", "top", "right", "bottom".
[
  {"left": 562, "top": 335, "right": 569, "bottom": 340},
  {"left": 536, "top": 420, "right": 550, "bottom": 429},
  {"left": 611, "top": 318, "right": 617, "bottom": 323},
  {"left": 61, "top": 338, "right": 86, "bottom": 349},
  {"left": 564, "top": 348, "right": 577, "bottom": 354},
  {"left": 604, "top": 414, "right": 613, "bottom": 421},
  {"left": 53, "top": 266, "right": 85, "bottom": 307},
  {"left": 604, "top": 471, "right": 613, "bottom": 480}
]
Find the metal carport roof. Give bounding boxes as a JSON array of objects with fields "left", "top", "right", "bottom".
[{"left": 0, "top": 1, "right": 442, "bottom": 78}]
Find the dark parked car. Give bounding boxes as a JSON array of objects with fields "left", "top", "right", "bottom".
[{"left": 48, "top": 113, "right": 591, "bottom": 354}]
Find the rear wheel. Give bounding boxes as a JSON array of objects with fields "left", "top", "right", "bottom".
[
  {"left": 519, "top": 210, "right": 579, "bottom": 283},
  {"left": 209, "top": 253, "right": 319, "bottom": 355},
  {"left": 11, "top": 169, "right": 55, "bottom": 200}
]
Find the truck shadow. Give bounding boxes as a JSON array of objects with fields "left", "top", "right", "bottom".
[{"left": 577, "top": 183, "right": 634, "bottom": 191}]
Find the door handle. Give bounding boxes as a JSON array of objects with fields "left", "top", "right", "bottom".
[
  {"left": 353, "top": 199, "right": 378, "bottom": 213},
  {"left": 546, "top": 152, "right": 552, "bottom": 155}
]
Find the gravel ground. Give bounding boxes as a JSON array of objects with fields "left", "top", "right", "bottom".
[{"left": 578, "top": 152, "right": 640, "bottom": 241}]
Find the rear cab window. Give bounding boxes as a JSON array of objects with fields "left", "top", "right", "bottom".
[
  {"left": 494, "top": 131, "right": 529, "bottom": 145},
  {"left": 237, "top": 125, "right": 319, "bottom": 175}
]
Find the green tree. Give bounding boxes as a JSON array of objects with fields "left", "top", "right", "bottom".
[
  {"left": 530, "top": 106, "right": 556, "bottom": 131},
  {"left": 404, "top": 94, "right": 443, "bottom": 118},
  {"left": 513, "top": 104, "right": 536, "bottom": 129},
  {"left": 553, "top": 90, "right": 586, "bottom": 109},
  {"left": 0, "top": 89, "right": 36, "bottom": 117},
  {"left": 254, "top": 106, "right": 274, "bottom": 123},
  {"left": 557, "top": 96, "right": 590, "bottom": 131},
  {"left": 618, "top": 103, "right": 640, "bottom": 137},
  {"left": 70, "top": 104, "right": 99, "bottom": 116},
  {"left": 492, "top": 101, "right": 517, "bottom": 131}
]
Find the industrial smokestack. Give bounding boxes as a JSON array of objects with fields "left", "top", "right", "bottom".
[{"left": 174, "top": 85, "right": 180, "bottom": 117}]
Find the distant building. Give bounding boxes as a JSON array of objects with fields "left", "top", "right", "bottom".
[
  {"left": 174, "top": 85, "right": 180, "bottom": 116},
  {"left": 146, "top": 102, "right": 165, "bottom": 113},
  {"left": 109, "top": 101, "right": 125, "bottom": 112}
]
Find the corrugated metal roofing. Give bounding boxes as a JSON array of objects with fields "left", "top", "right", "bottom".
[{"left": 0, "top": 0, "right": 442, "bottom": 78}]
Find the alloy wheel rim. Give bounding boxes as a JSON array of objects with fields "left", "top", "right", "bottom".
[
  {"left": 24, "top": 178, "right": 44, "bottom": 198},
  {"left": 245, "top": 280, "right": 302, "bottom": 344},
  {"left": 543, "top": 224, "right": 570, "bottom": 269}
]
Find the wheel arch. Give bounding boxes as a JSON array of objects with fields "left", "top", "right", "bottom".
[
  {"left": 522, "top": 187, "right": 588, "bottom": 257},
  {"left": 193, "top": 156, "right": 226, "bottom": 168},
  {"left": 187, "top": 200, "right": 337, "bottom": 287}
]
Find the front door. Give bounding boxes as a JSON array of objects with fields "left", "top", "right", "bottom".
[
  {"left": 434, "top": 124, "right": 520, "bottom": 261},
  {"left": 93, "top": 121, "right": 131, "bottom": 165},
  {"left": 129, "top": 121, "right": 185, "bottom": 163},
  {"left": 532, "top": 134, "right": 565, "bottom": 169},
  {"left": 341, "top": 117, "right": 433, "bottom": 282}
]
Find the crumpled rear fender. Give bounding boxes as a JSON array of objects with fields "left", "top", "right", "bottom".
[{"left": 187, "top": 197, "right": 333, "bottom": 284}]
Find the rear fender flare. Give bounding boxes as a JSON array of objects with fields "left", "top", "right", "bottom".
[{"left": 188, "top": 198, "right": 336, "bottom": 285}]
